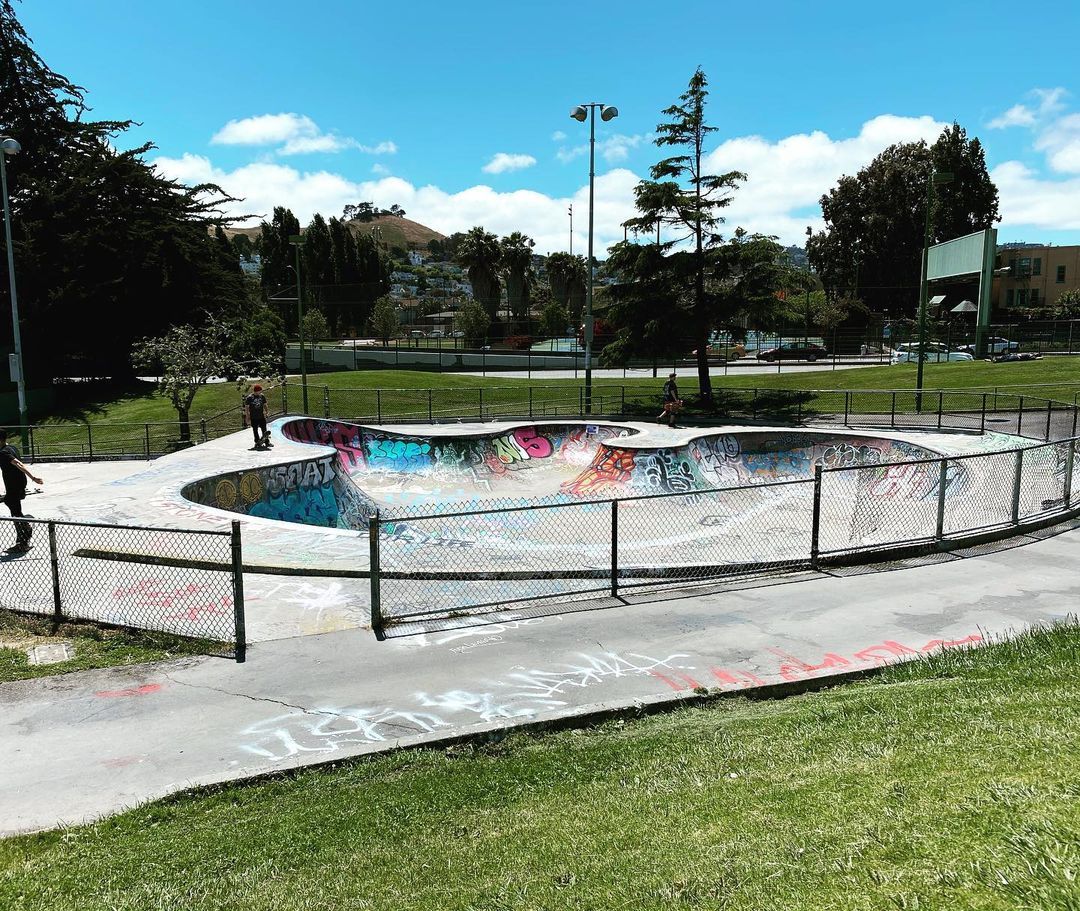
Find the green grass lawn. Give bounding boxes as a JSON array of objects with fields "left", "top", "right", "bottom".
[
  {"left": 2, "top": 623, "right": 1079, "bottom": 909},
  {"left": 0, "top": 609, "right": 214, "bottom": 683},
  {"left": 27, "top": 356, "right": 1080, "bottom": 430}
]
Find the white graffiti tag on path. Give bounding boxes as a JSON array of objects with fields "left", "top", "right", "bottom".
[{"left": 238, "top": 650, "right": 691, "bottom": 761}]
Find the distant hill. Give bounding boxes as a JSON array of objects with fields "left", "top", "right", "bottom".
[{"left": 227, "top": 214, "right": 446, "bottom": 252}]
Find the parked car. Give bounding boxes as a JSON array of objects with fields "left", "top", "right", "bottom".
[
  {"left": 450, "top": 330, "right": 465, "bottom": 338},
  {"left": 408, "top": 329, "right": 426, "bottom": 339},
  {"left": 890, "top": 342, "right": 974, "bottom": 364},
  {"left": 755, "top": 342, "right": 829, "bottom": 362},
  {"left": 428, "top": 329, "right": 445, "bottom": 338},
  {"left": 955, "top": 336, "right": 1019, "bottom": 356}
]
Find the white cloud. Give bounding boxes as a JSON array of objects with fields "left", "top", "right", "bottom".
[
  {"left": 482, "top": 152, "right": 537, "bottom": 174},
  {"left": 701, "top": 114, "right": 947, "bottom": 243},
  {"left": 556, "top": 133, "right": 648, "bottom": 165},
  {"left": 210, "top": 112, "right": 395, "bottom": 158},
  {"left": 371, "top": 162, "right": 391, "bottom": 176},
  {"left": 1033, "top": 112, "right": 1080, "bottom": 175},
  {"left": 551, "top": 130, "right": 566, "bottom": 141},
  {"left": 152, "top": 153, "right": 640, "bottom": 254},
  {"left": 989, "top": 104, "right": 1036, "bottom": 130},
  {"left": 991, "top": 161, "right": 1080, "bottom": 230},
  {"left": 212, "top": 113, "right": 319, "bottom": 146}
]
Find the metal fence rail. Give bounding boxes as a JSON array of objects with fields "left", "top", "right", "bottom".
[
  {"left": 0, "top": 516, "right": 246, "bottom": 661},
  {"left": 366, "top": 418, "right": 1080, "bottom": 634}
]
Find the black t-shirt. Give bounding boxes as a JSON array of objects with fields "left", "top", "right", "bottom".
[
  {"left": 0, "top": 444, "right": 26, "bottom": 497},
  {"left": 663, "top": 380, "right": 679, "bottom": 402},
  {"left": 245, "top": 393, "right": 268, "bottom": 420}
]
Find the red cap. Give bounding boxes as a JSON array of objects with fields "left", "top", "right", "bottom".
[{"left": 253, "top": 384, "right": 263, "bottom": 392}]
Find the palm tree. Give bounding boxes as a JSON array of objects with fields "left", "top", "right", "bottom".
[
  {"left": 546, "top": 251, "right": 588, "bottom": 324},
  {"left": 500, "top": 231, "right": 535, "bottom": 327},
  {"left": 456, "top": 227, "right": 503, "bottom": 320}
]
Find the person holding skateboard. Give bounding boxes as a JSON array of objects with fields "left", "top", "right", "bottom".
[{"left": 658, "top": 373, "right": 683, "bottom": 428}]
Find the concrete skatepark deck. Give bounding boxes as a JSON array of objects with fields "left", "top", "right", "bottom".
[{"left": 1, "top": 414, "right": 1078, "bottom": 834}]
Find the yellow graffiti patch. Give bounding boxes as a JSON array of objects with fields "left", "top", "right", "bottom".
[
  {"left": 215, "top": 479, "right": 238, "bottom": 509},
  {"left": 239, "top": 472, "right": 264, "bottom": 504}
]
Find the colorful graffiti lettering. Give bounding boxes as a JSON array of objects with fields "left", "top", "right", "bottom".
[
  {"left": 638, "top": 450, "right": 696, "bottom": 494},
  {"left": 820, "top": 442, "right": 884, "bottom": 468},
  {"left": 284, "top": 419, "right": 366, "bottom": 471},
  {"left": 365, "top": 437, "right": 433, "bottom": 471},
  {"left": 562, "top": 447, "right": 637, "bottom": 496}
]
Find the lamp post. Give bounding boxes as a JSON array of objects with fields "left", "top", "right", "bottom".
[
  {"left": 804, "top": 225, "right": 812, "bottom": 345},
  {"left": 0, "top": 136, "right": 27, "bottom": 430},
  {"left": 570, "top": 102, "right": 618, "bottom": 414},
  {"left": 568, "top": 204, "right": 573, "bottom": 256},
  {"left": 288, "top": 234, "right": 309, "bottom": 414},
  {"left": 915, "top": 170, "right": 954, "bottom": 408}
]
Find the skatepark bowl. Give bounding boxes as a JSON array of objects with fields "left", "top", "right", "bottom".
[{"left": 181, "top": 400, "right": 1080, "bottom": 633}]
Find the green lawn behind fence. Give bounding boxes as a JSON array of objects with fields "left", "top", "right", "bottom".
[
  {"left": 2, "top": 623, "right": 1080, "bottom": 909},
  {"left": 22, "top": 357, "right": 1080, "bottom": 431}
]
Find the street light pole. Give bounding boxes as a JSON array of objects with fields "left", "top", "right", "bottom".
[
  {"left": 570, "top": 102, "right": 618, "bottom": 415},
  {"left": 568, "top": 204, "right": 573, "bottom": 256},
  {"left": 804, "top": 225, "right": 812, "bottom": 346},
  {"left": 0, "top": 136, "right": 27, "bottom": 430},
  {"left": 915, "top": 170, "right": 954, "bottom": 409},
  {"left": 289, "top": 234, "right": 309, "bottom": 414}
]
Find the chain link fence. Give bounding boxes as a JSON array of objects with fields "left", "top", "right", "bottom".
[
  {"left": 0, "top": 516, "right": 245, "bottom": 660},
  {"left": 366, "top": 423, "right": 1080, "bottom": 633}
]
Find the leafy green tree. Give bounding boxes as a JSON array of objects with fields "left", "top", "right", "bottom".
[
  {"left": 621, "top": 68, "right": 746, "bottom": 402},
  {"left": 808, "top": 124, "right": 999, "bottom": 315},
  {"left": 500, "top": 232, "right": 535, "bottom": 323},
  {"left": 1055, "top": 289, "right": 1080, "bottom": 319},
  {"left": 536, "top": 287, "right": 568, "bottom": 338},
  {"left": 456, "top": 227, "right": 503, "bottom": 319},
  {"left": 456, "top": 300, "right": 490, "bottom": 345},
  {"left": 546, "top": 252, "right": 587, "bottom": 323},
  {"left": 131, "top": 321, "right": 276, "bottom": 443},
  {"left": 369, "top": 295, "right": 399, "bottom": 344},
  {"left": 0, "top": 1, "right": 250, "bottom": 380},
  {"left": 259, "top": 206, "right": 302, "bottom": 326},
  {"left": 302, "top": 308, "right": 331, "bottom": 342}
]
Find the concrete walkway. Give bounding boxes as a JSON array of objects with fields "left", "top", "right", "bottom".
[{"left": 2, "top": 518, "right": 1077, "bottom": 836}]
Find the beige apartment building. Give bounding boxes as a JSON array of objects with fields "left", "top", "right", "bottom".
[{"left": 992, "top": 244, "right": 1080, "bottom": 313}]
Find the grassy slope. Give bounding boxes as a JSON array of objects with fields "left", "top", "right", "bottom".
[
  {"left": 2, "top": 624, "right": 1079, "bottom": 909},
  {"left": 0, "top": 610, "right": 213, "bottom": 683},
  {"left": 40, "top": 358, "right": 1080, "bottom": 428}
]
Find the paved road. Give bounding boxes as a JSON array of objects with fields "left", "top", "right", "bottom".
[{"left": 1, "top": 519, "right": 1076, "bottom": 835}]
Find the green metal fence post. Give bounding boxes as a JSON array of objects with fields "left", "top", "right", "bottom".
[
  {"left": 935, "top": 460, "right": 948, "bottom": 542},
  {"left": 621, "top": 385, "right": 626, "bottom": 417},
  {"left": 810, "top": 465, "right": 823, "bottom": 569},
  {"left": 369, "top": 511, "right": 383, "bottom": 637},
  {"left": 1045, "top": 399, "right": 1053, "bottom": 441},
  {"left": 980, "top": 394, "right": 987, "bottom": 434},
  {"left": 1017, "top": 396, "right": 1025, "bottom": 436},
  {"left": 376, "top": 389, "right": 382, "bottom": 423},
  {"left": 428, "top": 389, "right": 433, "bottom": 423},
  {"left": 937, "top": 391, "right": 944, "bottom": 430},
  {"left": 144, "top": 424, "right": 150, "bottom": 459},
  {"left": 1012, "top": 450, "right": 1024, "bottom": 524},
  {"left": 230, "top": 520, "right": 247, "bottom": 663},
  {"left": 324, "top": 386, "right": 331, "bottom": 419},
  {"left": 579, "top": 386, "right": 584, "bottom": 416},
  {"left": 890, "top": 392, "right": 896, "bottom": 429},
  {"left": 87, "top": 424, "right": 93, "bottom": 461},
  {"left": 843, "top": 391, "right": 850, "bottom": 426},
  {"left": 282, "top": 381, "right": 289, "bottom": 414},
  {"left": 48, "top": 521, "right": 62, "bottom": 621},
  {"left": 609, "top": 499, "right": 619, "bottom": 597},
  {"left": 478, "top": 387, "right": 484, "bottom": 420},
  {"left": 528, "top": 387, "right": 533, "bottom": 420},
  {"left": 200, "top": 419, "right": 208, "bottom": 444}
]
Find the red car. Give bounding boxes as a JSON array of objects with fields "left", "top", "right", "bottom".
[{"left": 755, "top": 342, "right": 829, "bottom": 362}]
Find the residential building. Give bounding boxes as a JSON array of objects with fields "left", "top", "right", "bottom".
[{"left": 992, "top": 244, "right": 1080, "bottom": 313}]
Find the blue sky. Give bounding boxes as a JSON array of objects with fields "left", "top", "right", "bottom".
[{"left": 17, "top": 0, "right": 1080, "bottom": 253}]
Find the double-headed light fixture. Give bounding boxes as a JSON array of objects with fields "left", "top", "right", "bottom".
[{"left": 569, "top": 103, "right": 617, "bottom": 413}]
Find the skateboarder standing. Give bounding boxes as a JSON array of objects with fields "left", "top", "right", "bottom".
[
  {"left": 244, "top": 384, "right": 273, "bottom": 450},
  {"left": 0, "top": 428, "right": 43, "bottom": 552}
]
